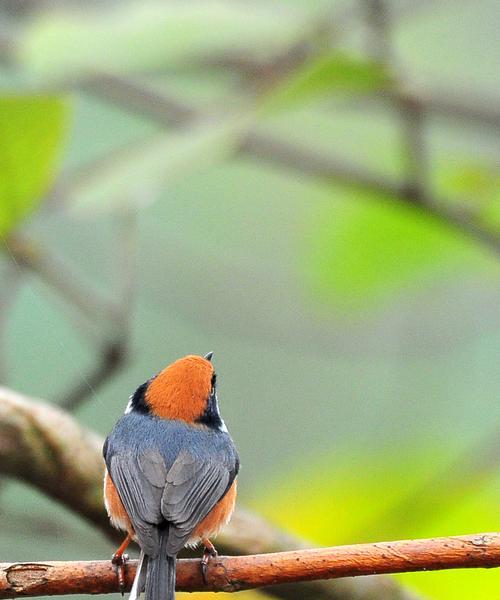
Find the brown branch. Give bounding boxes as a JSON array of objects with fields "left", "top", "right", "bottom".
[
  {"left": 1, "top": 533, "right": 499, "bottom": 598},
  {"left": 0, "top": 386, "right": 421, "bottom": 600},
  {"left": 0, "top": 387, "right": 107, "bottom": 530}
]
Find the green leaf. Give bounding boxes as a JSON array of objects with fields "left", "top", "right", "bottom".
[
  {"left": 19, "top": 2, "right": 305, "bottom": 83},
  {"left": 67, "top": 117, "right": 247, "bottom": 215},
  {"left": 260, "top": 53, "right": 392, "bottom": 114},
  {"left": 0, "top": 95, "right": 68, "bottom": 236},
  {"left": 436, "top": 160, "right": 500, "bottom": 228},
  {"left": 301, "top": 189, "right": 497, "bottom": 313}
]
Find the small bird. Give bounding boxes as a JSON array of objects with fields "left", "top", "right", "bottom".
[{"left": 103, "top": 353, "right": 239, "bottom": 600}]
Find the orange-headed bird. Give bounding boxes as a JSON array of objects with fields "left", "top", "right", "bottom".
[{"left": 103, "top": 353, "right": 239, "bottom": 600}]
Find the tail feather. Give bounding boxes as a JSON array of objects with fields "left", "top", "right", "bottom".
[
  {"left": 144, "top": 531, "right": 176, "bottom": 600},
  {"left": 129, "top": 551, "right": 148, "bottom": 600}
]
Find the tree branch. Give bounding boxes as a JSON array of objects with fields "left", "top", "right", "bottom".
[
  {"left": 76, "top": 73, "right": 500, "bottom": 257},
  {"left": 1, "top": 533, "right": 498, "bottom": 598},
  {"left": 0, "top": 386, "right": 107, "bottom": 529},
  {"left": 0, "top": 386, "right": 421, "bottom": 600},
  {"left": 4, "top": 232, "right": 133, "bottom": 411},
  {"left": 6, "top": 234, "right": 121, "bottom": 328}
]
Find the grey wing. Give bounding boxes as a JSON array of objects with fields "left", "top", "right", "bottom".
[
  {"left": 105, "top": 422, "right": 238, "bottom": 558},
  {"left": 161, "top": 448, "right": 232, "bottom": 555},
  {"left": 107, "top": 449, "right": 168, "bottom": 556}
]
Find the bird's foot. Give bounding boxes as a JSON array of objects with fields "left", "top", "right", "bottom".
[
  {"left": 201, "top": 541, "right": 218, "bottom": 585},
  {"left": 111, "top": 552, "right": 129, "bottom": 596}
]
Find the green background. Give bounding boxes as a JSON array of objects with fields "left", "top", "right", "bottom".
[{"left": 0, "top": 2, "right": 499, "bottom": 599}]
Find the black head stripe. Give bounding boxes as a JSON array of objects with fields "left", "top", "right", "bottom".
[
  {"left": 196, "top": 374, "right": 223, "bottom": 429},
  {"left": 130, "top": 381, "right": 150, "bottom": 414}
]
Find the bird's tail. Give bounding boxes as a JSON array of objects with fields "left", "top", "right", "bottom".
[
  {"left": 129, "top": 551, "right": 148, "bottom": 600},
  {"left": 144, "top": 530, "right": 176, "bottom": 600}
]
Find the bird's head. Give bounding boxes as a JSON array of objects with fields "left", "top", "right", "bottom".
[{"left": 127, "top": 352, "right": 226, "bottom": 430}]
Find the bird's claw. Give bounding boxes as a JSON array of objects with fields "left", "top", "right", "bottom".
[
  {"left": 201, "top": 547, "right": 218, "bottom": 585},
  {"left": 112, "top": 553, "right": 129, "bottom": 595}
]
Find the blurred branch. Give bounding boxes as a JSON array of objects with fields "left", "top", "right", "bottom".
[
  {"left": 365, "top": 0, "right": 429, "bottom": 208},
  {"left": 397, "top": 94, "right": 428, "bottom": 201},
  {"left": 76, "top": 74, "right": 500, "bottom": 257},
  {"left": 5, "top": 228, "right": 135, "bottom": 410},
  {"left": 241, "top": 131, "right": 500, "bottom": 253},
  {"left": 206, "top": 0, "right": 500, "bottom": 130},
  {"left": 0, "top": 259, "right": 21, "bottom": 383},
  {"left": 0, "top": 386, "right": 106, "bottom": 528},
  {"left": 6, "top": 234, "right": 121, "bottom": 327},
  {"left": 1, "top": 533, "right": 499, "bottom": 597},
  {"left": 56, "top": 210, "right": 138, "bottom": 411},
  {"left": 0, "top": 386, "right": 422, "bottom": 600},
  {"left": 81, "top": 75, "right": 196, "bottom": 126},
  {"left": 203, "top": 51, "right": 500, "bottom": 131}
]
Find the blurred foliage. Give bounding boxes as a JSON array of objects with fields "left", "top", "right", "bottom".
[
  {"left": 18, "top": 2, "right": 306, "bottom": 83},
  {"left": 0, "top": 96, "right": 68, "bottom": 236},
  {"left": 302, "top": 189, "right": 499, "bottom": 312},
  {"left": 261, "top": 52, "right": 393, "bottom": 114},
  {"left": 436, "top": 160, "right": 500, "bottom": 225},
  {"left": 250, "top": 443, "right": 500, "bottom": 599},
  {"left": 69, "top": 118, "right": 248, "bottom": 215}
]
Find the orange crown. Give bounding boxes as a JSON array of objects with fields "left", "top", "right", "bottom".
[{"left": 145, "top": 355, "right": 214, "bottom": 422}]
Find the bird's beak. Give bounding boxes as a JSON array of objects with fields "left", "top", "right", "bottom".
[{"left": 204, "top": 351, "right": 214, "bottom": 362}]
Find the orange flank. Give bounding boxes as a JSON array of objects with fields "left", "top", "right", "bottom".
[
  {"left": 104, "top": 469, "right": 133, "bottom": 534},
  {"left": 191, "top": 480, "right": 237, "bottom": 543},
  {"left": 105, "top": 468, "right": 237, "bottom": 547}
]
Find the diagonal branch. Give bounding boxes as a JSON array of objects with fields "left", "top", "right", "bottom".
[
  {"left": 75, "top": 73, "right": 500, "bottom": 257},
  {"left": 240, "top": 129, "right": 500, "bottom": 254},
  {"left": 1, "top": 533, "right": 499, "bottom": 598},
  {"left": 0, "top": 386, "right": 421, "bottom": 600},
  {"left": 5, "top": 234, "right": 121, "bottom": 328},
  {"left": 5, "top": 230, "right": 134, "bottom": 411}
]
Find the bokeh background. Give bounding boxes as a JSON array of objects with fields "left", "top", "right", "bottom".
[{"left": 0, "top": 1, "right": 499, "bottom": 599}]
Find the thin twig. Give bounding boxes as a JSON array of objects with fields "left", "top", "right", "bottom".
[
  {"left": 4, "top": 234, "right": 130, "bottom": 410},
  {"left": 0, "top": 260, "right": 20, "bottom": 383},
  {"left": 364, "top": 0, "right": 428, "bottom": 203},
  {"left": 57, "top": 210, "right": 138, "bottom": 411},
  {"left": 5, "top": 223, "right": 136, "bottom": 411},
  {"left": 6, "top": 234, "right": 121, "bottom": 329},
  {"left": 0, "top": 533, "right": 499, "bottom": 597}
]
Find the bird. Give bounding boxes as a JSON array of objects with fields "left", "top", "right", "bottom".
[{"left": 103, "top": 352, "right": 239, "bottom": 600}]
